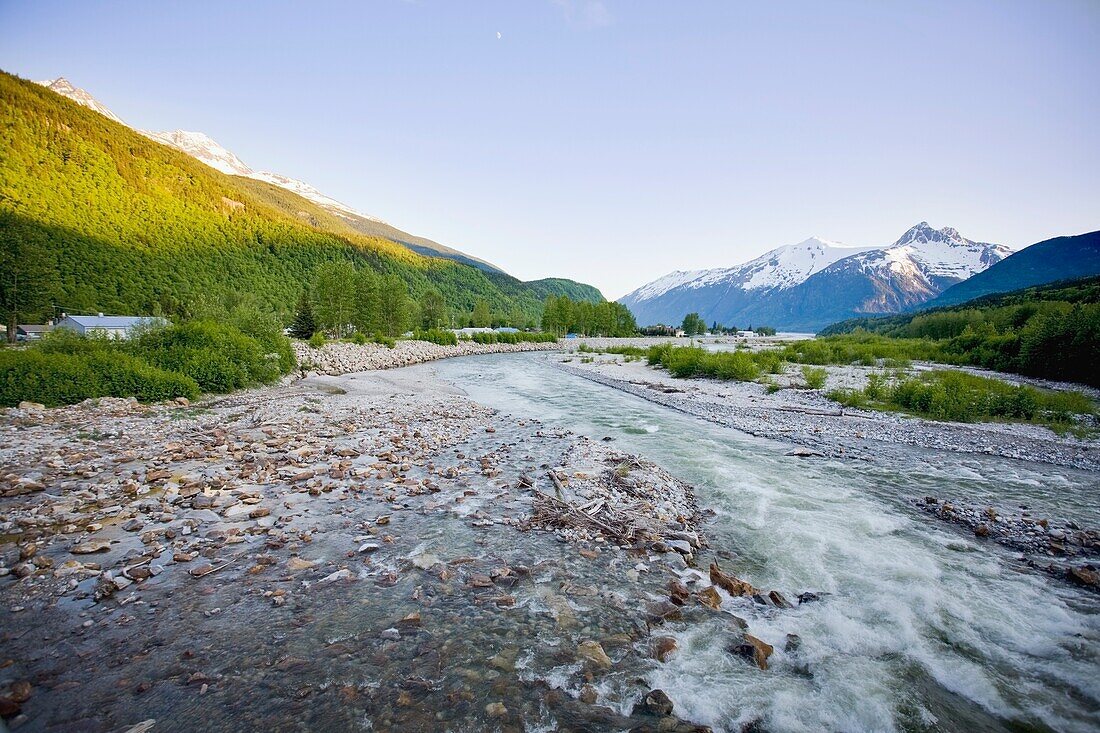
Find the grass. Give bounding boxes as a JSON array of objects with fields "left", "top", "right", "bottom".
[{"left": 826, "top": 369, "right": 1095, "bottom": 433}]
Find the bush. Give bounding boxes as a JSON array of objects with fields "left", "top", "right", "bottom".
[
  {"left": 414, "top": 328, "right": 458, "bottom": 346},
  {"left": 802, "top": 366, "right": 828, "bottom": 390},
  {"left": 0, "top": 348, "right": 198, "bottom": 407},
  {"left": 133, "top": 321, "right": 286, "bottom": 393},
  {"left": 308, "top": 332, "right": 326, "bottom": 349}
]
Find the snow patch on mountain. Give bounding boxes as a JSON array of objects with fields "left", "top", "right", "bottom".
[
  {"left": 36, "top": 77, "right": 383, "bottom": 223},
  {"left": 847, "top": 222, "right": 1013, "bottom": 282},
  {"left": 37, "top": 78, "right": 125, "bottom": 125}
]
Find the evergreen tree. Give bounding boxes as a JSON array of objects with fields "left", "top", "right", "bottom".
[
  {"left": 289, "top": 292, "right": 317, "bottom": 339},
  {"left": 681, "top": 312, "right": 706, "bottom": 336}
]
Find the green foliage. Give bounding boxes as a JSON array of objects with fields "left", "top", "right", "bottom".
[
  {"left": 419, "top": 288, "right": 448, "bottom": 329},
  {"left": 801, "top": 365, "right": 828, "bottom": 390},
  {"left": 826, "top": 369, "right": 1093, "bottom": 430},
  {"left": 308, "top": 331, "right": 326, "bottom": 349},
  {"left": 681, "top": 312, "right": 706, "bottom": 336},
  {"left": 755, "top": 326, "right": 778, "bottom": 336},
  {"left": 133, "top": 320, "right": 288, "bottom": 393},
  {"left": 577, "top": 344, "right": 647, "bottom": 357},
  {"left": 0, "top": 72, "right": 603, "bottom": 330},
  {"left": 289, "top": 292, "right": 317, "bottom": 339},
  {"left": 469, "top": 331, "right": 557, "bottom": 345},
  {"left": 542, "top": 295, "right": 637, "bottom": 336},
  {"left": 413, "top": 328, "right": 458, "bottom": 346},
  {"left": 820, "top": 277, "right": 1100, "bottom": 386}
]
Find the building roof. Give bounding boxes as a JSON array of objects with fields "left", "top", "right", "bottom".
[
  {"left": 16, "top": 324, "right": 51, "bottom": 333},
  {"left": 62, "top": 315, "right": 163, "bottom": 329}
]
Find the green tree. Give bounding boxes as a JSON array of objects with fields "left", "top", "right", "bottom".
[
  {"left": 378, "top": 274, "right": 412, "bottom": 336},
  {"left": 311, "top": 262, "right": 356, "bottom": 337},
  {"left": 681, "top": 312, "right": 706, "bottom": 336},
  {"left": 289, "top": 292, "right": 317, "bottom": 339},
  {"left": 0, "top": 216, "right": 57, "bottom": 342},
  {"left": 472, "top": 299, "right": 492, "bottom": 328},
  {"left": 353, "top": 269, "right": 381, "bottom": 334},
  {"left": 419, "top": 287, "right": 448, "bottom": 329}
]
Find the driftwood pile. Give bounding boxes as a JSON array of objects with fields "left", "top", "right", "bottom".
[{"left": 526, "top": 443, "right": 704, "bottom": 556}]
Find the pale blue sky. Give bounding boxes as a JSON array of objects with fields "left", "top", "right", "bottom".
[{"left": 2, "top": 0, "right": 1098, "bottom": 298}]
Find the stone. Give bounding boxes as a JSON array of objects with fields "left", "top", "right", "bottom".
[
  {"left": 767, "top": 590, "right": 793, "bottom": 609},
  {"left": 485, "top": 702, "right": 507, "bottom": 717},
  {"left": 287, "top": 557, "right": 315, "bottom": 571},
  {"left": 632, "top": 689, "right": 674, "bottom": 717},
  {"left": 576, "top": 640, "right": 612, "bottom": 669},
  {"left": 358, "top": 542, "right": 381, "bottom": 553},
  {"left": 668, "top": 579, "right": 690, "bottom": 605},
  {"left": 731, "top": 634, "right": 773, "bottom": 670},
  {"left": 654, "top": 636, "right": 678, "bottom": 662},
  {"left": 122, "top": 518, "right": 144, "bottom": 532},
  {"left": 18, "top": 401, "right": 45, "bottom": 411},
  {"left": 974, "top": 523, "right": 990, "bottom": 538},
  {"left": 8, "top": 680, "right": 32, "bottom": 704},
  {"left": 579, "top": 684, "right": 598, "bottom": 704},
  {"left": 1067, "top": 566, "right": 1099, "bottom": 587},
  {"left": 381, "top": 627, "right": 401, "bottom": 640},
  {"left": 696, "top": 586, "right": 722, "bottom": 610},
  {"left": 189, "top": 563, "right": 216, "bottom": 577},
  {"left": 710, "top": 562, "right": 758, "bottom": 597},
  {"left": 71, "top": 539, "right": 111, "bottom": 554}
]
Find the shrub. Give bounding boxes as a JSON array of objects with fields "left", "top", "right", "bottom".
[
  {"left": 308, "top": 332, "right": 326, "bottom": 349},
  {"left": 0, "top": 349, "right": 198, "bottom": 407},
  {"left": 133, "top": 320, "right": 284, "bottom": 393},
  {"left": 414, "top": 328, "right": 459, "bottom": 346},
  {"left": 802, "top": 366, "right": 828, "bottom": 390}
]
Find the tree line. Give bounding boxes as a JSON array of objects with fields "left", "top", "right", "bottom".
[{"left": 540, "top": 295, "right": 637, "bottom": 337}]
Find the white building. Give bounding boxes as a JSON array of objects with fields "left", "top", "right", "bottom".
[{"left": 55, "top": 314, "right": 165, "bottom": 340}]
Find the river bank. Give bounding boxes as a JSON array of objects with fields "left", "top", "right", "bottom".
[
  {"left": 292, "top": 339, "right": 563, "bottom": 375},
  {"left": 0, "top": 368, "right": 795, "bottom": 732}
]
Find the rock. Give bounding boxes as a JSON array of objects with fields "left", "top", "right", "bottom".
[
  {"left": 54, "top": 560, "right": 87, "bottom": 577},
  {"left": 189, "top": 563, "right": 216, "bottom": 578},
  {"left": 1067, "top": 566, "right": 1099, "bottom": 587},
  {"left": 797, "top": 592, "right": 820, "bottom": 604},
  {"left": 485, "top": 702, "right": 507, "bottom": 717},
  {"left": 667, "top": 579, "right": 690, "bottom": 605},
  {"left": 122, "top": 518, "right": 144, "bottom": 532},
  {"left": 709, "top": 562, "right": 757, "bottom": 597},
  {"left": 767, "top": 590, "right": 793, "bottom": 609},
  {"left": 18, "top": 401, "right": 45, "bottom": 411},
  {"left": 696, "top": 586, "right": 722, "bottom": 610},
  {"left": 12, "top": 563, "right": 34, "bottom": 578},
  {"left": 632, "top": 689, "right": 674, "bottom": 717},
  {"left": 576, "top": 640, "right": 612, "bottom": 669},
  {"left": 654, "top": 636, "right": 678, "bottom": 662},
  {"left": 381, "top": 628, "right": 401, "bottom": 640},
  {"left": 974, "top": 523, "right": 990, "bottom": 538},
  {"left": 785, "top": 448, "right": 823, "bottom": 458},
  {"left": 319, "top": 569, "right": 352, "bottom": 583},
  {"left": 249, "top": 507, "right": 270, "bottom": 519},
  {"left": 358, "top": 542, "right": 381, "bottom": 553},
  {"left": 784, "top": 634, "right": 802, "bottom": 653},
  {"left": 71, "top": 539, "right": 111, "bottom": 555},
  {"left": 8, "top": 681, "right": 32, "bottom": 704},
  {"left": 579, "top": 684, "right": 598, "bottom": 704},
  {"left": 287, "top": 557, "right": 315, "bottom": 571},
  {"left": 731, "top": 634, "right": 773, "bottom": 670}
]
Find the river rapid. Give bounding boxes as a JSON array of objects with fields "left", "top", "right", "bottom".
[{"left": 423, "top": 353, "right": 1100, "bottom": 733}]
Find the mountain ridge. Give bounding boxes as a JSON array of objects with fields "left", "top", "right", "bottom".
[
  {"left": 34, "top": 76, "right": 504, "bottom": 274},
  {"left": 620, "top": 223, "right": 1012, "bottom": 330}
]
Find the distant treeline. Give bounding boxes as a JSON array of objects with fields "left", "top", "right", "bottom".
[
  {"left": 540, "top": 295, "right": 637, "bottom": 337},
  {"left": 820, "top": 277, "right": 1100, "bottom": 387}
]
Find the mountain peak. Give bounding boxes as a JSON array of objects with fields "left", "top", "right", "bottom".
[
  {"left": 35, "top": 76, "right": 125, "bottom": 125},
  {"left": 894, "top": 221, "right": 970, "bottom": 248}
]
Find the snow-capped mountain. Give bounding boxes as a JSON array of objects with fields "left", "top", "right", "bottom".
[
  {"left": 37, "top": 77, "right": 125, "bottom": 125},
  {"left": 139, "top": 129, "right": 253, "bottom": 176},
  {"left": 620, "top": 237, "right": 879, "bottom": 328},
  {"left": 32, "top": 76, "right": 509, "bottom": 269},
  {"left": 619, "top": 223, "right": 1011, "bottom": 331},
  {"left": 36, "top": 77, "right": 381, "bottom": 221}
]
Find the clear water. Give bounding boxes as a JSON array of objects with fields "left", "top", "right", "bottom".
[{"left": 424, "top": 353, "right": 1100, "bottom": 733}]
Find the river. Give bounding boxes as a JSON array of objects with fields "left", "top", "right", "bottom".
[{"left": 423, "top": 352, "right": 1100, "bottom": 733}]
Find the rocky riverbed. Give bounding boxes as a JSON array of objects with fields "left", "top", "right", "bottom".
[
  {"left": 292, "top": 339, "right": 562, "bottom": 376},
  {"left": 0, "top": 369, "right": 811, "bottom": 732},
  {"left": 557, "top": 353, "right": 1100, "bottom": 471}
]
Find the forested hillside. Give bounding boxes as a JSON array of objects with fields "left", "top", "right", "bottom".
[
  {"left": 820, "top": 276, "right": 1100, "bottom": 386},
  {"left": 0, "top": 71, "right": 602, "bottom": 328}
]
